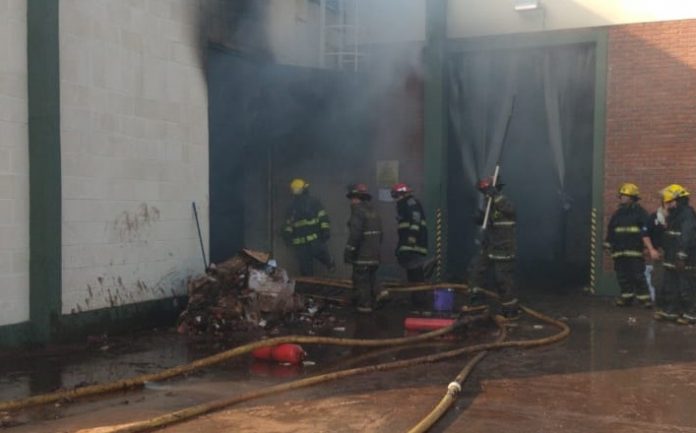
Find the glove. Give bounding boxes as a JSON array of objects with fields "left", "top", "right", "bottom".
[{"left": 483, "top": 186, "right": 498, "bottom": 198}]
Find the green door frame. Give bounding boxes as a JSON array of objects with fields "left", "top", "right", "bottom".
[
  {"left": 424, "top": 0, "right": 448, "bottom": 282},
  {"left": 425, "top": 26, "right": 614, "bottom": 294}
]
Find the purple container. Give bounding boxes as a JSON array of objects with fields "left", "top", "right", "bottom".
[{"left": 433, "top": 288, "right": 454, "bottom": 312}]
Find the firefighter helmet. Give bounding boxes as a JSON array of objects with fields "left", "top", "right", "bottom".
[
  {"left": 477, "top": 177, "right": 494, "bottom": 191},
  {"left": 661, "top": 184, "right": 690, "bottom": 203},
  {"left": 618, "top": 183, "right": 640, "bottom": 198},
  {"left": 290, "top": 178, "right": 309, "bottom": 195},
  {"left": 346, "top": 183, "right": 371, "bottom": 200},
  {"left": 390, "top": 182, "right": 413, "bottom": 199}
]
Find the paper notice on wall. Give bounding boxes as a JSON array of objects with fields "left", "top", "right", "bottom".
[
  {"left": 376, "top": 160, "right": 399, "bottom": 202},
  {"left": 377, "top": 160, "right": 399, "bottom": 187},
  {"left": 378, "top": 188, "right": 393, "bottom": 202}
]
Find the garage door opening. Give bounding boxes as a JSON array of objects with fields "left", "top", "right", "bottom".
[{"left": 447, "top": 43, "right": 596, "bottom": 290}]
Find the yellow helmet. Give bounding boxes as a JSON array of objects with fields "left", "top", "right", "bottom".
[
  {"left": 618, "top": 182, "right": 640, "bottom": 198},
  {"left": 661, "top": 184, "right": 690, "bottom": 203},
  {"left": 290, "top": 178, "right": 309, "bottom": 195}
]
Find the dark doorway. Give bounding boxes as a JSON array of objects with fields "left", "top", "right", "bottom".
[
  {"left": 447, "top": 43, "right": 596, "bottom": 288},
  {"left": 207, "top": 48, "right": 370, "bottom": 266}
]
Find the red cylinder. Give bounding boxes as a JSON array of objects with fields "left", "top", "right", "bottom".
[
  {"left": 404, "top": 317, "right": 455, "bottom": 332},
  {"left": 271, "top": 344, "right": 306, "bottom": 364},
  {"left": 251, "top": 345, "right": 274, "bottom": 360}
]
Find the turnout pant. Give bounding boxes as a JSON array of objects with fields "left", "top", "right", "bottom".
[
  {"left": 614, "top": 257, "right": 650, "bottom": 304},
  {"left": 353, "top": 265, "right": 378, "bottom": 309},
  {"left": 469, "top": 252, "right": 517, "bottom": 314},
  {"left": 296, "top": 242, "right": 334, "bottom": 276},
  {"left": 398, "top": 252, "right": 429, "bottom": 309},
  {"left": 661, "top": 268, "right": 696, "bottom": 317}
]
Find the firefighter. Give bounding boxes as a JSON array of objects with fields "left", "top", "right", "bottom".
[
  {"left": 654, "top": 184, "right": 696, "bottom": 324},
  {"left": 468, "top": 177, "right": 519, "bottom": 319},
  {"left": 282, "top": 178, "right": 335, "bottom": 276},
  {"left": 604, "top": 183, "right": 658, "bottom": 307},
  {"left": 344, "top": 183, "right": 383, "bottom": 313},
  {"left": 390, "top": 182, "right": 430, "bottom": 309}
]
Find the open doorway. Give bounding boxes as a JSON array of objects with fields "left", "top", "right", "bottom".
[
  {"left": 447, "top": 42, "right": 596, "bottom": 289},
  {"left": 207, "top": 49, "right": 371, "bottom": 273}
]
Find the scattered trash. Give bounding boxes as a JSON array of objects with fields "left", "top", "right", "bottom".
[
  {"left": 628, "top": 316, "right": 637, "bottom": 325},
  {"left": 302, "top": 360, "right": 316, "bottom": 366},
  {"left": 333, "top": 327, "right": 346, "bottom": 332},
  {"left": 532, "top": 324, "right": 544, "bottom": 330}
]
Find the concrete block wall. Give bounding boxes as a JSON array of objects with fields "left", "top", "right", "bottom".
[
  {"left": 0, "top": 0, "right": 29, "bottom": 326},
  {"left": 59, "top": 0, "right": 209, "bottom": 314},
  {"left": 604, "top": 19, "right": 696, "bottom": 270}
]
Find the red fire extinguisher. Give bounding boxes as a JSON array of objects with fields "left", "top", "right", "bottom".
[{"left": 251, "top": 343, "right": 306, "bottom": 365}]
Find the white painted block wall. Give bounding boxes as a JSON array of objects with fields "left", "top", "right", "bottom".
[
  {"left": 59, "top": 0, "right": 209, "bottom": 314},
  {"left": 0, "top": 0, "right": 29, "bottom": 326}
]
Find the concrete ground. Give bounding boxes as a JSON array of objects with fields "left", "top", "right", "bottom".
[{"left": 2, "top": 288, "right": 696, "bottom": 433}]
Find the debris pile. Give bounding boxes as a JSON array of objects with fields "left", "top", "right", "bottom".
[{"left": 176, "top": 249, "right": 304, "bottom": 337}]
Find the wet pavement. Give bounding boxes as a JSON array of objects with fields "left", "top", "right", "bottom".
[{"left": 2, "top": 287, "right": 696, "bottom": 432}]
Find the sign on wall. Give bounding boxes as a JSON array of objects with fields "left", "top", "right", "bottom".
[{"left": 376, "top": 160, "right": 399, "bottom": 201}]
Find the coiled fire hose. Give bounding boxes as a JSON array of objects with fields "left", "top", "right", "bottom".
[{"left": 0, "top": 279, "right": 570, "bottom": 433}]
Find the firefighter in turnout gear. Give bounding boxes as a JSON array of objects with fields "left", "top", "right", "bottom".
[
  {"left": 391, "top": 183, "right": 430, "bottom": 309},
  {"left": 654, "top": 184, "right": 696, "bottom": 324},
  {"left": 344, "top": 183, "right": 383, "bottom": 313},
  {"left": 282, "top": 178, "right": 335, "bottom": 276},
  {"left": 468, "top": 177, "right": 519, "bottom": 319},
  {"left": 604, "top": 183, "right": 658, "bottom": 307}
]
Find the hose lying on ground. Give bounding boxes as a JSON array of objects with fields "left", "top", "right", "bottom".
[
  {"left": 75, "top": 318, "right": 507, "bottom": 433},
  {"left": 406, "top": 318, "right": 508, "bottom": 433},
  {"left": 76, "top": 306, "right": 569, "bottom": 433},
  {"left": 0, "top": 314, "right": 463, "bottom": 413},
  {"left": 0, "top": 280, "right": 483, "bottom": 413}
]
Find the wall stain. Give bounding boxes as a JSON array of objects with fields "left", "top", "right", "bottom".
[{"left": 113, "top": 203, "right": 161, "bottom": 241}]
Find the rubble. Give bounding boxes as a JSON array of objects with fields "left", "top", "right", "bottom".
[{"left": 177, "top": 249, "right": 337, "bottom": 338}]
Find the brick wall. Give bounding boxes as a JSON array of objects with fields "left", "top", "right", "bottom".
[
  {"left": 60, "top": 1, "right": 209, "bottom": 313},
  {"left": 604, "top": 19, "right": 696, "bottom": 269},
  {"left": 0, "top": 0, "right": 29, "bottom": 326}
]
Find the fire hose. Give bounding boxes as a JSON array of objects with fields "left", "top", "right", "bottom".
[
  {"left": 76, "top": 305, "right": 567, "bottom": 433},
  {"left": 0, "top": 281, "right": 570, "bottom": 433}
]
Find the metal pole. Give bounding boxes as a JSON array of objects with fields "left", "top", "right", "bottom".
[{"left": 192, "top": 202, "right": 208, "bottom": 272}]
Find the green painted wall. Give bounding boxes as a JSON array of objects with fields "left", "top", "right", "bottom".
[{"left": 27, "top": 0, "right": 62, "bottom": 342}]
